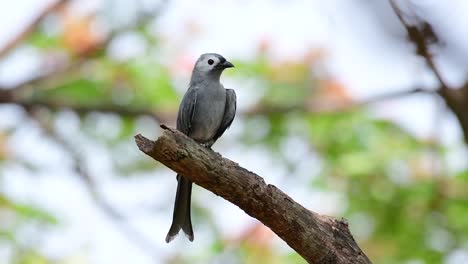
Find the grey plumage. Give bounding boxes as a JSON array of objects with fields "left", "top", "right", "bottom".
[{"left": 165, "top": 53, "right": 236, "bottom": 243}]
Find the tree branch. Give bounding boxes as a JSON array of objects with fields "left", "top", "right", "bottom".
[
  {"left": 389, "top": 0, "right": 449, "bottom": 91},
  {"left": 134, "top": 126, "right": 372, "bottom": 264},
  {"left": 0, "top": 0, "right": 166, "bottom": 92},
  {"left": 245, "top": 87, "right": 433, "bottom": 116},
  {"left": 0, "top": 86, "right": 431, "bottom": 125},
  {"left": 0, "top": 89, "right": 173, "bottom": 124},
  {"left": 0, "top": 0, "right": 69, "bottom": 59},
  {"left": 390, "top": 0, "right": 468, "bottom": 143}
]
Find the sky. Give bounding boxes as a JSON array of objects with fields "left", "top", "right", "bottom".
[{"left": 1, "top": 0, "right": 468, "bottom": 263}]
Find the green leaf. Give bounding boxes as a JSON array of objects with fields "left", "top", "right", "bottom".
[
  {"left": 33, "top": 78, "right": 109, "bottom": 106},
  {"left": 0, "top": 195, "right": 57, "bottom": 224},
  {"left": 27, "top": 31, "right": 61, "bottom": 50}
]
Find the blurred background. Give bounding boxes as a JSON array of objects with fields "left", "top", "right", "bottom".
[{"left": 0, "top": 0, "right": 468, "bottom": 263}]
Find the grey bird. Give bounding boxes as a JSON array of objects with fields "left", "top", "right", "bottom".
[{"left": 165, "top": 53, "right": 236, "bottom": 243}]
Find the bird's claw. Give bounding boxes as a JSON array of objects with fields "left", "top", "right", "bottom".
[{"left": 201, "top": 143, "right": 211, "bottom": 149}]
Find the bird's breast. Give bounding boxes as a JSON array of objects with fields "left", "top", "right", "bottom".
[{"left": 189, "top": 88, "right": 226, "bottom": 143}]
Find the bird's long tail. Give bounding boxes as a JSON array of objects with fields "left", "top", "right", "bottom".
[{"left": 165, "top": 174, "right": 194, "bottom": 243}]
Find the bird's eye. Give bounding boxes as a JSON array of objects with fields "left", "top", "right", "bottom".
[{"left": 207, "top": 59, "right": 214, "bottom": 65}]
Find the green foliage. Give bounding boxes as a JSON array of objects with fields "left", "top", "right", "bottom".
[
  {"left": 0, "top": 195, "right": 57, "bottom": 225},
  {"left": 36, "top": 78, "right": 109, "bottom": 106},
  {"left": 32, "top": 57, "right": 179, "bottom": 111},
  {"left": 12, "top": 250, "right": 49, "bottom": 264},
  {"left": 240, "top": 85, "right": 467, "bottom": 263},
  {"left": 28, "top": 31, "right": 61, "bottom": 50},
  {"left": 0, "top": 195, "right": 57, "bottom": 263},
  {"left": 121, "top": 59, "right": 179, "bottom": 109}
]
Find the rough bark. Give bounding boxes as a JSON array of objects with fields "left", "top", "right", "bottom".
[
  {"left": 134, "top": 125, "right": 371, "bottom": 264},
  {"left": 438, "top": 85, "right": 468, "bottom": 143}
]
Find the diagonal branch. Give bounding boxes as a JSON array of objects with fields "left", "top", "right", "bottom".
[
  {"left": 134, "top": 125, "right": 372, "bottom": 264},
  {"left": 0, "top": 0, "right": 167, "bottom": 92},
  {"left": 0, "top": 0, "right": 69, "bottom": 59}
]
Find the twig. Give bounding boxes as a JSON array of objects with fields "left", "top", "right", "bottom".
[
  {"left": 104, "top": 0, "right": 169, "bottom": 46},
  {"left": 0, "top": 0, "right": 70, "bottom": 59},
  {"left": 135, "top": 128, "right": 372, "bottom": 264},
  {"left": 245, "top": 87, "right": 433, "bottom": 116},
  {"left": 352, "top": 87, "right": 432, "bottom": 106},
  {"left": 389, "top": 0, "right": 449, "bottom": 91},
  {"left": 390, "top": 0, "right": 468, "bottom": 143}
]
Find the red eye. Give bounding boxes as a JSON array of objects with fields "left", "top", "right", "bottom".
[{"left": 208, "top": 59, "right": 214, "bottom": 65}]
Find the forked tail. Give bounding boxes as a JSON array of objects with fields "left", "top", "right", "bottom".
[{"left": 165, "top": 175, "right": 194, "bottom": 243}]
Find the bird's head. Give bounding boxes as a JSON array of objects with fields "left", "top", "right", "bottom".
[{"left": 191, "top": 53, "right": 234, "bottom": 82}]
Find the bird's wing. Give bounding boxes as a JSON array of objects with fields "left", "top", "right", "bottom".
[
  {"left": 211, "top": 89, "right": 237, "bottom": 143},
  {"left": 176, "top": 87, "right": 198, "bottom": 135}
]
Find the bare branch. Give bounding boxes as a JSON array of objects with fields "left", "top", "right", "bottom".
[
  {"left": 390, "top": 0, "right": 468, "bottom": 143},
  {"left": 351, "top": 87, "right": 432, "bottom": 106},
  {"left": 245, "top": 87, "right": 433, "bottom": 116},
  {"left": 389, "top": 0, "right": 449, "bottom": 91},
  {"left": 135, "top": 127, "right": 372, "bottom": 264}
]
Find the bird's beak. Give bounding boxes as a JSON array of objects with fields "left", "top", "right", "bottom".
[{"left": 222, "top": 60, "right": 235, "bottom": 69}]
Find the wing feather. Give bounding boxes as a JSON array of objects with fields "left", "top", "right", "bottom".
[
  {"left": 211, "top": 89, "right": 236, "bottom": 142},
  {"left": 176, "top": 88, "right": 198, "bottom": 135}
]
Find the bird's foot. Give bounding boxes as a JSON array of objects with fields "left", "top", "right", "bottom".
[{"left": 201, "top": 143, "right": 212, "bottom": 149}]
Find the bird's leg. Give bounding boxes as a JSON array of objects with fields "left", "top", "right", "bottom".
[{"left": 201, "top": 141, "right": 214, "bottom": 149}]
